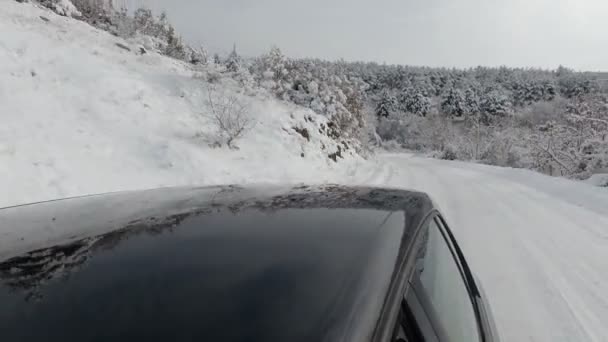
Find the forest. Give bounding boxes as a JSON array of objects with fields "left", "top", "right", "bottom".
[{"left": 38, "top": 0, "right": 608, "bottom": 180}]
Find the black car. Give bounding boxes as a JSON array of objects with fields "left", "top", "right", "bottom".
[{"left": 0, "top": 185, "right": 499, "bottom": 342}]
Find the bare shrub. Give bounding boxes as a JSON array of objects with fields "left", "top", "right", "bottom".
[{"left": 204, "top": 86, "right": 254, "bottom": 149}]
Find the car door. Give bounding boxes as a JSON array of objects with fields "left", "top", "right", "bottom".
[{"left": 391, "top": 214, "right": 484, "bottom": 342}]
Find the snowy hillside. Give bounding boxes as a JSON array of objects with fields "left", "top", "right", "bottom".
[{"left": 0, "top": 1, "right": 362, "bottom": 208}]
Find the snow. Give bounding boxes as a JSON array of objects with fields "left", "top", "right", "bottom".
[
  {"left": 585, "top": 173, "right": 608, "bottom": 187},
  {"left": 359, "top": 153, "right": 608, "bottom": 342},
  {"left": 0, "top": 0, "right": 361, "bottom": 208},
  {"left": 2, "top": 2, "right": 608, "bottom": 342}
]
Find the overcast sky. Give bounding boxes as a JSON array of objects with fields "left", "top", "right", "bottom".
[{"left": 141, "top": 0, "right": 608, "bottom": 71}]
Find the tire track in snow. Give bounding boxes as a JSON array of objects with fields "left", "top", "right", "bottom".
[
  {"left": 476, "top": 182, "right": 599, "bottom": 342},
  {"left": 480, "top": 181, "right": 608, "bottom": 342},
  {"left": 415, "top": 158, "right": 608, "bottom": 342},
  {"left": 357, "top": 158, "right": 395, "bottom": 186}
]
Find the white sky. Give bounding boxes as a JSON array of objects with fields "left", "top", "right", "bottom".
[{"left": 140, "top": 0, "right": 608, "bottom": 71}]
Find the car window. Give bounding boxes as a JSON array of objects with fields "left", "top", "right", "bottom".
[
  {"left": 392, "top": 292, "right": 444, "bottom": 342},
  {"left": 409, "top": 218, "right": 481, "bottom": 342},
  {"left": 432, "top": 218, "right": 462, "bottom": 271}
]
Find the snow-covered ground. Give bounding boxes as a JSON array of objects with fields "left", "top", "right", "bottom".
[
  {"left": 0, "top": 0, "right": 362, "bottom": 208},
  {"left": 358, "top": 154, "right": 608, "bottom": 342},
  {"left": 586, "top": 173, "right": 608, "bottom": 188},
  {"left": 2, "top": 1, "right": 608, "bottom": 342}
]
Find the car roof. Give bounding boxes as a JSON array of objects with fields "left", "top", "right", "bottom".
[{"left": 0, "top": 185, "right": 435, "bottom": 342}]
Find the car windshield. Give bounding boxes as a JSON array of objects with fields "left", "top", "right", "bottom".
[{"left": 0, "top": 207, "right": 405, "bottom": 342}]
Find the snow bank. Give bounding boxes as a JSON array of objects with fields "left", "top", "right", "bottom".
[
  {"left": 585, "top": 173, "right": 608, "bottom": 187},
  {"left": 0, "top": 1, "right": 363, "bottom": 208}
]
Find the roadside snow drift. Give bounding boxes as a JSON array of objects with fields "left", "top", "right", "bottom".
[
  {"left": 586, "top": 173, "right": 608, "bottom": 187},
  {"left": 0, "top": 1, "right": 361, "bottom": 208}
]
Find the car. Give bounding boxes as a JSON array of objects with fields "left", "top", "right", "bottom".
[{"left": 0, "top": 185, "right": 499, "bottom": 342}]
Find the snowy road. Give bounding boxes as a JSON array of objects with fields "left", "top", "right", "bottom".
[{"left": 355, "top": 153, "right": 608, "bottom": 342}]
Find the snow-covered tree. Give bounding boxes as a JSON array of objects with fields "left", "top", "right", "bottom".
[
  {"left": 400, "top": 87, "right": 432, "bottom": 116},
  {"left": 480, "top": 89, "right": 512, "bottom": 122},
  {"left": 375, "top": 90, "right": 397, "bottom": 118},
  {"left": 133, "top": 8, "right": 154, "bottom": 35},
  {"left": 213, "top": 53, "right": 222, "bottom": 65},
  {"left": 204, "top": 86, "right": 253, "bottom": 149},
  {"left": 251, "top": 46, "right": 290, "bottom": 95},
  {"left": 164, "top": 25, "right": 187, "bottom": 60},
  {"left": 225, "top": 44, "right": 241, "bottom": 72},
  {"left": 558, "top": 72, "right": 596, "bottom": 98},
  {"left": 527, "top": 94, "right": 608, "bottom": 177},
  {"left": 189, "top": 45, "right": 208, "bottom": 65},
  {"left": 441, "top": 87, "right": 466, "bottom": 117},
  {"left": 464, "top": 88, "right": 480, "bottom": 114}
]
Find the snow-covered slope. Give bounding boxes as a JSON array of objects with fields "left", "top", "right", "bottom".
[{"left": 0, "top": 1, "right": 362, "bottom": 208}]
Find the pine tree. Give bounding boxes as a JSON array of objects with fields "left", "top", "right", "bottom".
[
  {"left": 165, "top": 25, "right": 186, "bottom": 59},
  {"left": 213, "top": 53, "right": 221, "bottom": 65},
  {"left": 480, "top": 89, "right": 512, "bottom": 122},
  {"left": 265, "top": 46, "right": 288, "bottom": 82},
  {"left": 464, "top": 88, "right": 480, "bottom": 114},
  {"left": 375, "top": 90, "right": 396, "bottom": 118},
  {"left": 400, "top": 87, "right": 431, "bottom": 116},
  {"left": 225, "top": 44, "right": 241, "bottom": 72},
  {"left": 441, "top": 88, "right": 466, "bottom": 117},
  {"left": 133, "top": 8, "right": 154, "bottom": 35}
]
